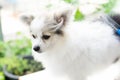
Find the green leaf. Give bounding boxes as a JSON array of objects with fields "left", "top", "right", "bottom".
[{"left": 74, "top": 9, "right": 84, "bottom": 21}]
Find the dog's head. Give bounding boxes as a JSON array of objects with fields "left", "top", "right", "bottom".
[{"left": 21, "top": 9, "right": 72, "bottom": 53}]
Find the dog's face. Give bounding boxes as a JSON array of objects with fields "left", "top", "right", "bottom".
[{"left": 21, "top": 10, "right": 71, "bottom": 53}]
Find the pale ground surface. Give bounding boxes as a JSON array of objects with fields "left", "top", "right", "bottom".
[{"left": 0, "top": 0, "right": 120, "bottom": 80}]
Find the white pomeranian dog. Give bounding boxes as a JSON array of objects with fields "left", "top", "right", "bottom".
[{"left": 21, "top": 8, "right": 120, "bottom": 80}]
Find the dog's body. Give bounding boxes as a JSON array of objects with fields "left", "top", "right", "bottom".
[{"left": 22, "top": 9, "right": 120, "bottom": 80}]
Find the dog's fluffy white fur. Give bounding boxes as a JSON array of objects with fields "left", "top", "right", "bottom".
[{"left": 22, "top": 9, "right": 120, "bottom": 80}]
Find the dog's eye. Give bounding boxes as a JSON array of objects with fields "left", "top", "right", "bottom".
[
  {"left": 32, "top": 34, "right": 36, "bottom": 39},
  {"left": 42, "top": 35, "right": 50, "bottom": 40}
]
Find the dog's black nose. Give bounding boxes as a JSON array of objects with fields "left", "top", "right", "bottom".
[{"left": 33, "top": 46, "right": 40, "bottom": 51}]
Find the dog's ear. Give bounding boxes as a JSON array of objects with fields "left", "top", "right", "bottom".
[
  {"left": 53, "top": 9, "right": 72, "bottom": 31},
  {"left": 20, "top": 15, "right": 34, "bottom": 25}
]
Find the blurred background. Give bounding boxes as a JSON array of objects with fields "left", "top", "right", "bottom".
[{"left": 0, "top": 0, "right": 120, "bottom": 80}]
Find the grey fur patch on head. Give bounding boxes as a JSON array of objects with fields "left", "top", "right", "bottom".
[
  {"left": 41, "top": 9, "right": 72, "bottom": 36},
  {"left": 21, "top": 15, "right": 34, "bottom": 25},
  {"left": 54, "top": 9, "right": 72, "bottom": 27}
]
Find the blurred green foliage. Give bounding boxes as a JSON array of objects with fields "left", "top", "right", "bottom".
[
  {"left": 63, "top": 0, "right": 118, "bottom": 21},
  {"left": 0, "top": 33, "right": 35, "bottom": 77},
  {"left": 7, "top": 37, "right": 32, "bottom": 56},
  {"left": 0, "top": 56, "right": 44, "bottom": 76},
  {"left": 0, "top": 72, "right": 5, "bottom": 80},
  {"left": 0, "top": 35, "right": 31, "bottom": 58},
  {"left": 102, "top": 0, "right": 117, "bottom": 13},
  {"left": 63, "top": 0, "right": 78, "bottom": 5}
]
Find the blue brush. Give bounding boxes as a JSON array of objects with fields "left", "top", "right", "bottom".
[{"left": 116, "top": 29, "right": 120, "bottom": 35}]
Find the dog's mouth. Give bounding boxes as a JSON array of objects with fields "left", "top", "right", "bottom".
[
  {"left": 35, "top": 50, "right": 43, "bottom": 53},
  {"left": 38, "top": 50, "right": 43, "bottom": 53},
  {"left": 33, "top": 49, "right": 43, "bottom": 53}
]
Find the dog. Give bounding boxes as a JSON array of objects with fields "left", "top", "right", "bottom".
[{"left": 21, "top": 9, "right": 120, "bottom": 80}]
